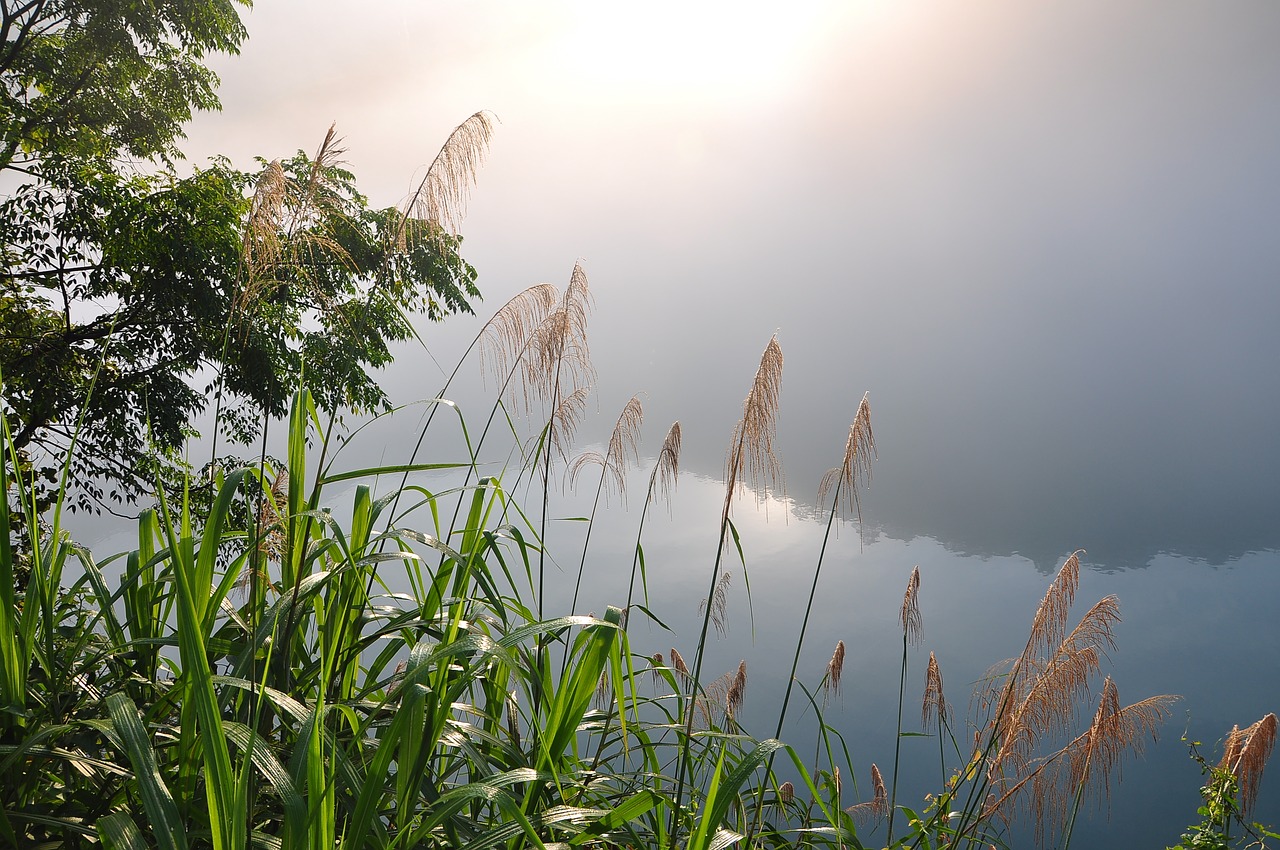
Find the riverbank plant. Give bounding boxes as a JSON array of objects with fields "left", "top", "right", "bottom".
[{"left": 1, "top": 274, "right": 1275, "bottom": 849}]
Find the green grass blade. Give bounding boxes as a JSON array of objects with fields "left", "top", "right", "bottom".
[
  {"left": 106, "top": 693, "right": 188, "bottom": 850},
  {"left": 97, "top": 812, "right": 149, "bottom": 850}
]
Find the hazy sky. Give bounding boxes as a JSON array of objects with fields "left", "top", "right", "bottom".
[{"left": 180, "top": 1, "right": 1280, "bottom": 567}]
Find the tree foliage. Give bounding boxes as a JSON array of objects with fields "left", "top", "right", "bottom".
[
  {"left": 1, "top": 0, "right": 249, "bottom": 169},
  {"left": 1, "top": 1, "right": 489, "bottom": 510}
]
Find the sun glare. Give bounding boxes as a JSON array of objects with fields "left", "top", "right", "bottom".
[{"left": 543, "top": 2, "right": 848, "bottom": 104}]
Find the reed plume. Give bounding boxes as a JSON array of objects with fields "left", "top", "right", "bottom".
[
  {"left": 478, "top": 283, "right": 560, "bottom": 401},
  {"left": 525, "top": 262, "right": 594, "bottom": 409},
  {"left": 670, "top": 647, "right": 689, "bottom": 679},
  {"left": 922, "top": 651, "right": 949, "bottom": 728},
  {"left": 652, "top": 421, "right": 682, "bottom": 508},
  {"left": 623, "top": 421, "right": 682, "bottom": 619},
  {"left": 946, "top": 553, "right": 1177, "bottom": 848},
  {"left": 817, "top": 392, "right": 875, "bottom": 528},
  {"left": 254, "top": 467, "right": 289, "bottom": 564},
  {"left": 234, "top": 126, "right": 353, "bottom": 318},
  {"left": 694, "top": 665, "right": 739, "bottom": 728},
  {"left": 569, "top": 395, "right": 643, "bottom": 507},
  {"left": 397, "top": 111, "right": 495, "bottom": 239},
  {"left": 901, "top": 566, "right": 923, "bottom": 646},
  {"left": 1026, "top": 551, "right": 1082, "bottom": 661},
  {"left": 699, "top": 570, "right": 734, "bottom": 637},
  {"left": 988, "top": 567, "right": 1116, "bottom": 780},
  {"left": 778, "top": 781, "right": 794, "bottom": 805},
  {"left": 1219, "top": 712, "right": 1278, "bottom": 816},
  {"left": 847, "top": 763, "right": 888, "bottom": 824},
  {"left": 540, "top": 385, "right": 591, "bottom": 467},
  {"left": 726, "top": 660, "right": 748, "bottom": 719},
  {"left": 824, "top": 639, "right": 846, "bottom": 702},
  {"left": 595, "top": 668, "right": 612, "bottom": 709},
  {"left": 239, "top": 159, "right": 287, "bottom": 292},
  {"left": 722, "top": 335, "right": 784, "bottom": 525},
  {"left": 984, "top": 677, "right": 1177, "bottom": 847}
]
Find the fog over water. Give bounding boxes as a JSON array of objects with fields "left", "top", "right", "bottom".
[{"left": 148, "top": 1, "right": 1280, "bottom": 843}]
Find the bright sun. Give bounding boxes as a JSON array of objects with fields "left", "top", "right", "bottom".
[{"left": 539, "top": 2, "right": 860, "bottom": 105}]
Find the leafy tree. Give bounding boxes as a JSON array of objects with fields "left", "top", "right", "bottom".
[
  {"left": 1, "top": 0, "right": 492, "bottom": 510},
  {"left": 1, "top": 0, "right": 249, "bottom": 171}
]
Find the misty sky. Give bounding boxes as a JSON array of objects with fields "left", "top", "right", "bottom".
[{"left": 179, "top": 1, "right": 1280, "bottom": 567}]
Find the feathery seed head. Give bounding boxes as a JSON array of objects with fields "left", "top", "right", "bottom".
[
  {"left": 923, "top": 651, "right": 950, "bottom": 728},
  {"left": 848, "top": 763, "right": 889, "bottom": 824},
  {"left": 479, "top": 283, "right": 559, "bottom": 398},
  {"left": 825, "top": 640, "right": 846, "bottom": 700},
  {"left": 570, "top": 395, "right": 643, "bottom": 503},
  {"left": 901, "top": 566, "right": 923, "bottom": 645},
  {"left": 1220, "top": 712, "right": 1278, "bottom": 816},
  {"left": 723, "top": 335, "right": 784, "bottom": 522},
  {"left": 399, "top": 111, "right": 494, "bottom": 237},
  {"left": 818, "top": 392, "right": 875, "bottom": 526},
  {"left": 699, "top": 570, "right": 734, "bottom": 636},
  {"left": 653, "top": 421, "right": 683, "bottom": 510}
]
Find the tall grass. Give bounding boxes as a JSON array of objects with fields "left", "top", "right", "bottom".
[{"left": 2, "top": 287, "right": 1274, "bottom": 850}]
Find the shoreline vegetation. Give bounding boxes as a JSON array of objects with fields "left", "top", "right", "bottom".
[
  {"left": 2, "top": 272, "right": 1276, "bottom": 848},
  {"left": 0, "top": 6, "right": 1273, "bottom": 843}
]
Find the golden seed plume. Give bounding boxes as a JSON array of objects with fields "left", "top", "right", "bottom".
[
  {"left": 240, "top": 159, "right": 286, "bottom": 292},
  {"left": 969, "top": 555, "right": 1181, "bottom": 848},
  {"left": 901, "top": 566, "right": 922, "bottom": 646},
  {"left": 824, "top": 640, "right": 846, "bottom": 701},
  {"left": 990, "top": 677, "right": 1177, "bottom": 847},
  {"left": 670, "top": 647, "right": 689, "bottom": 678},
  {"left": 1068, "top": 678, "right": 1176, "bottom": 811},
  {"left": 235, "top": 125, "right": 354, "bottom": 322},
  {"left": 817, "top": 392, "right": 875, "bottom": 526},
  {"left": 1028, "top": 551, "right": 1083, "bottom": 662},
  {"left": 725, "top": 660, "right": 747, "bottom": 718},
  {"left": 569, "top": 395, "right": 643, "bottom": 505},
  {"left": 696, "top": 664, "right": 742, "bottom": 727},
  {"left": 1220, "top": 712, "right": 1278, "bottom": 816},
  {"left": 398, "top": 111, "right": 495, "bottom": 238},
  {"left": 922, "top": 651, "right": 949, "bottom": 728},
  {"left": 723, "top": 335, "right": 784, "bottom": 524},
  {"left": 535, "top": 385, "right": 591, "bottom": 467},
  {"left": 478, "top": 283, "right": 559, "bottom": 397},
  {"left": 595, "top": 668, "right": 612, "bottom": 709},
  {"left": 699, "top": 570, "right": 734, "bottom": 637},
  {"left": 524, "top": 263, "right": 595, "bottom": 410},
  {"left": 652, "top": 421, "right": 682, "bottom": 509},
  {"left": 778, "top": 781, "right": 794, "bottom": 804},
  {"left": 847, "top": 763, "right": 888, "bottom": 823},
  {"left": 993, "top": 594, "right": 1121, "bottom": 777}
]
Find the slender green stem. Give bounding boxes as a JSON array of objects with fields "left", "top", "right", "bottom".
[{"left": 887, "top": 629, "right": 908, "bottom": 843}]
